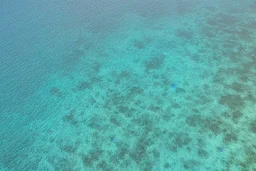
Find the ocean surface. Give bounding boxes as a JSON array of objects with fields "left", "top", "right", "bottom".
[{"left": 0, "top": 0, "right": 256, "bottom": 170}]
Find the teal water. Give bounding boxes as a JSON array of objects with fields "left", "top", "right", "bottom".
[{"left": 0, "top": 0, "right": 256, "bottom": 170}]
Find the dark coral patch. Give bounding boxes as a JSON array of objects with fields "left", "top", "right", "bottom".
[
  {"left": 117, "top": 146, "right": 129, "bottom": 160},
  {"left": 247, "top": 92, "right": 256, "bottom": 103},
  {"left": 133, "top": 40, "right": 145, "bottom": 49},
  {"left": 133, "top": 37, "right": 152, "bottom": 49},
  {"left": 62, "top": 49, "right": 84, "bottom": 69},
  {"left": 71, "top": 49, "right": 85, "bottom": 60},
  {"left": 229, "top": 82, "right": 245, "bottom": 92},
  {"left": 87, "top": 115, "right": 106, "bottom": 131},
  {"left": 74, "top": 77, "right": 101, "bottom": 92},
  {"left": 113, "top": 70, "right": 131, "bottom": 84},
  {"left": 203, "top": 118, "right": 222, "bottom": 135},
  {"left": 148, "top": 105, "right": 161, "bottom": 112},
  {"left": 129, "top": 138, "right": 150, "bottom": 164},
  {"left": 250, "top": 121, "right": 256, "bottom": 134},
  {"left": 174, "top": 134, "right": 192, "bottom": 147},
  {"left": 232, "top": 111, "right": 243, "bottom": 122},
  {"left": 128, "top": 86, "right": 144, "bottom": 96},
  {"left": 175, "top": 29, "right": 193, "bottom": 39},
  {"left": 169, "top": 133, "right": 192, "bottom": 151},
  {"left": 63, "top": 109, "right": 78, "bottom": 125},
  {"left": 117, "top": 105, "right": 129, "bottom": 114},
  {"left": 62, "top": 145, "right": 77, "bottom": 153},
  {"left": 152, "top": 149, "right": 160, "bottom": 158},
  {"left": 50, "top": 87, "right": 63, "bottom": 97},
  {"left": 145, "top": 54, "right": 165, "bottom": 71},
  {"left": 185, "top": 115, "right": 203, "bottom": 127},
  {"left": 97, "top": 160, "right": 112, "bottom": 171},
  {"left": 172, "top": 103, "right": 181, "bottom": 109},
  {"left": 109, "top": 116, "right": 121, "bottom": 126},
  {"left": 47, "top": 156, "right": 75, "bottom": 171},
  {"left": 82, "top": 149, "right": 103, "bottom": 167},
  {"left": 176, "top": 87, "right": 186, "bottom": 93},
  {"left": 164, "top": 163, "right": 170, "bottom": 169},
  {"left": 219, "top": 94, "right": 244, "bottom": 109},
  {"left": 59, "top": 141, "right": 80, "bottom": 154},
  {"left": 183, "top": 159, "right": 200, "bottom": 170},
  {"left": 75, "top": 81, "right": 91, "bottom": 91},
  {"left": 207, "top": 13, "right": 238, "bottom": 27},
  {"left": 223, "top": 132, "right": 237, "bottom": 143},
  {"left": 186, "top": 115, "right": 222, "bottom": 135},
  {"left": 198, "top": 149, "right": 209, "bottom": 159}
]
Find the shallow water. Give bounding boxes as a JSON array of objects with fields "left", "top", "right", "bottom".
[{"left": 0, "top": 0, "right": 256, "bottom": 170}]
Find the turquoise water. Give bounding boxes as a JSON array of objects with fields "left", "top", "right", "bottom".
[{"left": 0, "top": 0, "right": 256, "bottom": 170}]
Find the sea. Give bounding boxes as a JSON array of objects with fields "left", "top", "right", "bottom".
[{"left": 0, "top": 0, "right": 255, "bottom": 170}]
